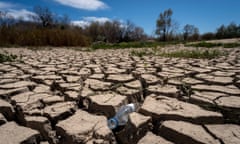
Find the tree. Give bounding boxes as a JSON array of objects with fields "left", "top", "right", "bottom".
[
  {"left": 122, "top": 20, "right": 135, "bottom": 42},
  {"left": 102, "top": 21, "right": 122, "bottom": 43},
  {"left": 216, "top": 22, "right": 240, "bottom": 39},
  {"left": 131, "top": 26, "right": 146, "bottom": 41},
  {"left": 183, "top": 24, "right": 199, "bottom": 41},
  {"left": 201, "top": 32, "right": 215, "bottom": 40},
  {"left": 216, "top": 25, "right": 226, "bottom": 39},
  {"left": 33, "top": 6, "right": 54, "bottom": 27},
  {"left": 85, "top": 22, "right": 102, "bottom": 42},
  {"left": 156, "top": 8, "right": 173, "bottom": 41}
]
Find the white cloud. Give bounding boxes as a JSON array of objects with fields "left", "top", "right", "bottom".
[
  {"left": 71, "top": 16, "right": 111, "bottom": 27},
  {"left": 0, "top": 2, "right": 15, "bottom": 9},
  {"left": 6, "top": 9, "right": 37, "bottom": 21},
  {"left": 71, "top": 20, "right": 90, "bottom": 28},
  {"left": 0, "top": 2, "right": 36, "bottom": 21},
  {"left": 53, "top": 0, "right": 108, "bottom": 10},
  {"left": 83, "top": 17, "right": 111, "bottom": 23}
]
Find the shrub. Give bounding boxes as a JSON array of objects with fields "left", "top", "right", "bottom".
[{"left": 0, "top": 53, "right": 17, "bottom": 63}]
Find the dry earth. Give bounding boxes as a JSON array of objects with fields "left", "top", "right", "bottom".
[{"left": 0, "top": 46, "right": 240, "bottom": 144}]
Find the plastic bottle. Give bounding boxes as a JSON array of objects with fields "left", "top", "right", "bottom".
[{"left": 107, "top": 103, "right": 136, "bottom": 129}]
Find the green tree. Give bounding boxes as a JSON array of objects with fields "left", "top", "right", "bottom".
[{"left": 156, "top": 8, "right": 173, "bottom": 41}]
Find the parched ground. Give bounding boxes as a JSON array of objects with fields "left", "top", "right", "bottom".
[{"left": 0, "top": 46, "right": 240, "bottom": 144}]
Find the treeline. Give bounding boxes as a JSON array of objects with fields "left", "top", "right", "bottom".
[
  {"left": 155, "top": 8, "right": 240, "bottom": 42},
  {"left": 0, "top": 7, "right": 240, "bottom": 47},
  {"left": 0, "top": 7, "right": 90, "bottom": 47},
  {"left": 0, "top": 6, "right": 146, "bottom": 47},
  {"left": 85, "top": 20, "right": 147, "bottom": 43}
]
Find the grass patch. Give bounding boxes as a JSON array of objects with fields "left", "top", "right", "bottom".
[
  {"left": 0, "top": 53, "right": 18, "bottom": 63},
  {"left": 222, "top": 43, "right": 240, "bottom": 48},
  {"left": 91, "top": 41, "right": 181, "bottom": 50},
  {"left": 130, "top": 48, "right": 224, "bottom": 59},
  {"left": 185, "top": 41, "right": 240, "bottom": 48},
  {"left": 185, "top": 42, "right": 222, "bottom": 48},
  {"left": 130, "top": 49, "right": 152, "bottom": 57},
  {"left": 159, "top": 49, "right": 224, "bottom": 59}
]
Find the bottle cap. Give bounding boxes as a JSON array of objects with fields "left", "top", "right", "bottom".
[{"left": 107, "top": 118, "right": 118, "bottom": 129}]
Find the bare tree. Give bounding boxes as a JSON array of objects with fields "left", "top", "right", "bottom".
[
  {"left": 103, "top": 21, "right": 122, "bottom": 43},
  {"left": 156, "top": 8, "right": 173, "bottom": 41},
  {"left": 33, "top": 6, "right": 53, "bottom": 27},
  {"left": 131, "top": 26, "right": 146, "bottom": 41},
  {"left": 183, "top": 24, "right": 199, "bottom": 41}
]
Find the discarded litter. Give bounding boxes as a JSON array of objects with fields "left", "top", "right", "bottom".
[{"left": 107, "top": 103, "right": 136, "bottom": 129}]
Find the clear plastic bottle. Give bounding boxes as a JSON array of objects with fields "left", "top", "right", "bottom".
[{"left": 107, "top": 103, "right": 136, "bottom": 129}]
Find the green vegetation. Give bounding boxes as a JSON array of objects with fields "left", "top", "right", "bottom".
[
  {"left": 185, "top": 42, "right": 240, "bottom": 48},
  {"left": 131, "top": 48, "right": 224, "bottom": 59},
  {"left": 130, "top": 49, "right": 151, "bottom": 57},
  {"left": 159, "top": 50, "right": 224, "bottom": 59},
  {"left": 0, "top": 53, "right": 17, "bottom": 63},
  {"left": 185, "top": 42, "right": 222, "bottom": 48},
  {"left": 91, "top": 41, "right": 181, "bottom": 49},
  {"left": 222, "top": 43, "right": 240, "bottom": 48}
]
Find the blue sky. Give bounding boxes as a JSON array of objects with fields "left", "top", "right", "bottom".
[{"left": 1, "top": 0, "right": 240, "bottom": 35}]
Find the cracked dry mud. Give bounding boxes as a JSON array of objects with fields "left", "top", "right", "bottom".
[{"left": 0, "top": 47, "right": 240, "bottom": 144}]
